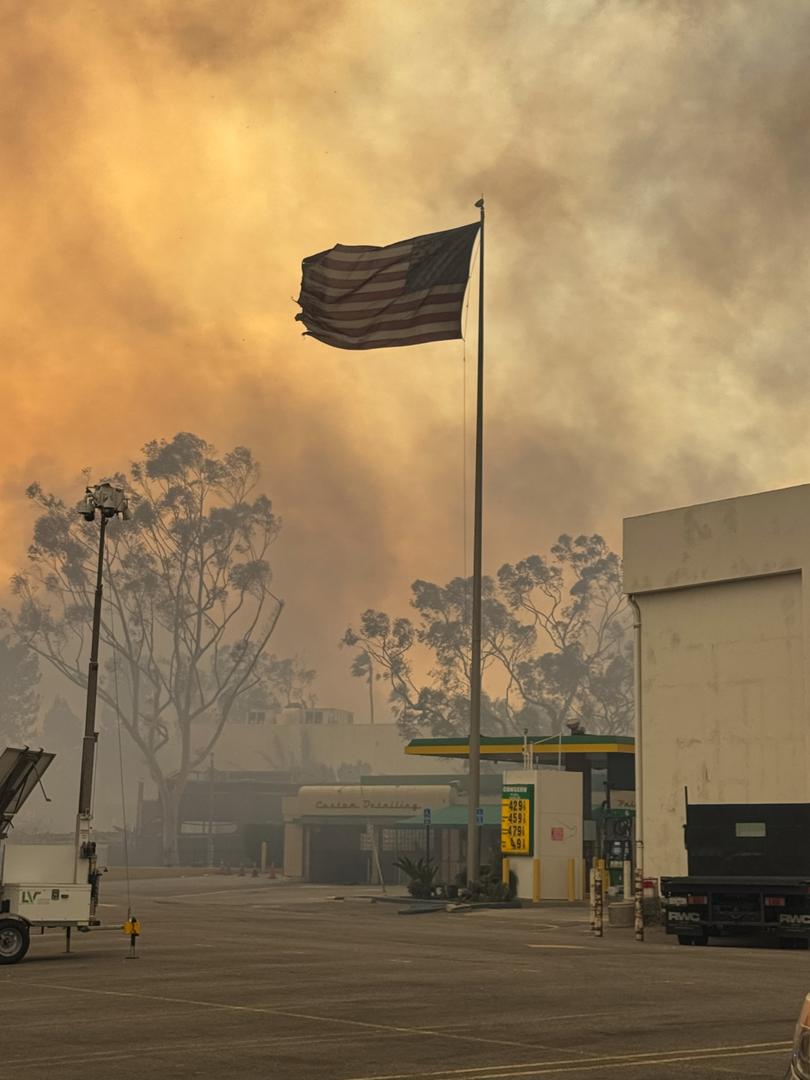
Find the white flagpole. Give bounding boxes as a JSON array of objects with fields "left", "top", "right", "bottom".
[{"left": 466, "top": 197, "right": 485, "bottom": 886}]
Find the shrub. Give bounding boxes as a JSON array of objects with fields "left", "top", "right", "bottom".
[{"left": 394, "top": 855, "right": 439, "bottom": 899}]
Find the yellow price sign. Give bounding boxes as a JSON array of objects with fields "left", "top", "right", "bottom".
[{"left": 500, "top": 784, "right": 534, "bottom": 855}]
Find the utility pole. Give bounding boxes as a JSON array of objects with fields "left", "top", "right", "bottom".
[
  {"left": 207, "top": 755, "right": 215, "bottom": 868},
  {"left": 366, "top": 652, "right": 375, "bottom": 725}
]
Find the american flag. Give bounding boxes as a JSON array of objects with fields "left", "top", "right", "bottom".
[{"left": 295, "top": 222, "right": 480, "bottom": 350}]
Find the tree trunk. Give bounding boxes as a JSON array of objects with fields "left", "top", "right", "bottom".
[{"left": 159, "top": 782, "right": 182, "bottom": 866}]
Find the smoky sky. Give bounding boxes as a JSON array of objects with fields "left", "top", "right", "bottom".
[{"left": 3, "top": 0, "right": 810, "bottom": 713}]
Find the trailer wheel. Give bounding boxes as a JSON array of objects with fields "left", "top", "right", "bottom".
[
  {"left": 0, "top": 919, "right": 30, "bottom": 965},
  {"left": 677, "top": 934, "right": 708, "bottom": 946}
]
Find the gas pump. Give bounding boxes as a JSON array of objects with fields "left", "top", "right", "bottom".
[{"left": 596, "top": 785, "right": 635, "bottom": 893}]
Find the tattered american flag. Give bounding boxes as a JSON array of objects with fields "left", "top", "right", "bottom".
[{"left": 295, "top": 222, "right": 480, "bottom": 350}]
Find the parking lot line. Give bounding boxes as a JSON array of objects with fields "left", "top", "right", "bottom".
[
  {"left": 343, "top": 1040, "right": 792, "bottom": 1080},
  {"left": 526, "top": 944, "right": 588, "bottom": 950},
  {"left": 22, "top": 981, "right": 567, "bottom": 1054},
  {"left": 444, "top": 1045, "right": 791, "bottom": 1078}
]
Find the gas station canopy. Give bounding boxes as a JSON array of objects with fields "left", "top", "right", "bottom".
[{"left": 404, "top": 733, "right": 634, "bottom": 764}]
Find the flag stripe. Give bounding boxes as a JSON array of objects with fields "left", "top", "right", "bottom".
[
  {"left": 317, "top": 251, "right": 415, "bottom": 274},
  {"left": 308, "top": 304, "right": 466, "bottom": 332},
  {"left": 299, "top": 282, "right": 467, "bottom": 318},
  {"left": 302, "top": 274, "right": 409, "bottom": 300},
  {"left": 297, "top": 291, "right": 467, "bottom": 332},
  {"left": 306, "top": 260, "right": 411, "bottom": 285},
  {"left": 302, "top": 300, "right": 466, "bottom": 333},
  {"left": 319, "top": 240, "right": 415, "bottom": 265},
  {"left": 307, "top": 308, "right": 464, "bottom": 335},
  {"left": 309, "top": 327, "right": 462, "bottom": 350},
  {"left": 307, "top": 317, "right": 462, "bottom": 345}
]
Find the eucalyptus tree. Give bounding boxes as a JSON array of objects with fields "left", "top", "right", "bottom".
[
  {"left": 0, "top": 636, "right": 40, "bottom": 745},
  {"left": 6, "top": 433, "right": 286, "bottom": 863},
  {"left": 344, "top": 534, "right": 632, "bottom": 739}
]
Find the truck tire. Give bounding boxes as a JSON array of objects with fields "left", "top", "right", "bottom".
[
  {"left": 0, "top": 919, "right": 30, "bottom": 965},
  {"left": 678, "top": 934, "right": 708, "bottom": 946}
]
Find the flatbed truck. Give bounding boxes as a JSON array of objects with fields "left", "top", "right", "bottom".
[{"left": 661, "top": 800, "right": 810, "bottom": 948}]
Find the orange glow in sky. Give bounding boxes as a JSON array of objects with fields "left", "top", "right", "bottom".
[{"left": 4, "top": 1, "right": 810, "bottom": 707}]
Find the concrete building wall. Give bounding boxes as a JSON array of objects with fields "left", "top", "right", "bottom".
[{"left": 624, "top": 485, "right": 810, "bottom": 880}]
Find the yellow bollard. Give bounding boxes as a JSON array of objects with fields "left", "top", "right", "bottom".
[
  {"left": 567, "top": 858, "right": 576, "bottom": 902},
  {"left": 502, "top": 857, "right": 510, "bottom": 886},
  {"left": 532, "top": 857, "right": 541, "bottom": 902}
]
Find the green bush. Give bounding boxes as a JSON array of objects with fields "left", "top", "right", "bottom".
[
  {"left": 394, "top": 855, "right": 439, "bottom": 899},
  {"left": 455, "top": 862, "right": 517, "bottom": 902}
]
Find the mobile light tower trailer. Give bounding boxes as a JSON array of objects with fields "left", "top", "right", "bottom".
[{"left": 0, "top": 481, "right": 130, "bottom": 965}]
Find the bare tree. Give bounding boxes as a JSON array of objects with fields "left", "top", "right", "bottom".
[{"left": 5, "top": 433, "right": 285, "bottom": 863}]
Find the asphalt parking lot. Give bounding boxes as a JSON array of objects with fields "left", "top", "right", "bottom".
[{"left": 2, "top": 874, "right": 807, "bottom": 1079}]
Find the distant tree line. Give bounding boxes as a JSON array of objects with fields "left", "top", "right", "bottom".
[{"left": 343, "top": 534, "right": 632, "bottom": 738}]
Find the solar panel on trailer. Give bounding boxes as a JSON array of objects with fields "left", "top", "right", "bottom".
[{"left": 0, "top": 747, "right": 55, "bottom": 830}]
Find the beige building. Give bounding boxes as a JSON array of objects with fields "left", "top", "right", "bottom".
[{"left": 623, "top": 484, "right": 810, "bottom": 880}]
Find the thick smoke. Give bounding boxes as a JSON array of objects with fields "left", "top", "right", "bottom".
[{"left": 2, "top": 1, "right": 810, "bottom": 711}]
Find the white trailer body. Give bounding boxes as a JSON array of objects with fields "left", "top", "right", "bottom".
[
  {"left": 1, "top": 843, "right": 93, "bottom": 926},
  {"left": 2, "top": 883, "right": 93, "bottom": 925}
]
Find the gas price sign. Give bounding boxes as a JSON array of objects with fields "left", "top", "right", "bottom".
[{"left": 501, "top": 783, "right": 534, "bottom": 855}]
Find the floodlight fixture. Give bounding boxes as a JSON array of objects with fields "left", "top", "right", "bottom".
[{"left": 77, "top": 481, "right": 130, "bottom": 522}]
